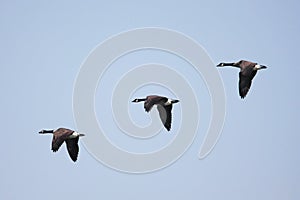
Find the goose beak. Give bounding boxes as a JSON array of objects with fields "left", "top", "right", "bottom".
[
  {"left": 172, "top": 99, "right": 179, "bottom": 103},
  {"left": 261, "top": 65, "right": 267, "bottom": 69}
]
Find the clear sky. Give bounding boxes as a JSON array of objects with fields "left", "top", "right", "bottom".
[{"left": 1, "top": 0, "right": 299, "bottom": 199}]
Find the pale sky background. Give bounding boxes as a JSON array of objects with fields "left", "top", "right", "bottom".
[{"left": 1, "top": 0, "right": 300, "bottom": 199}]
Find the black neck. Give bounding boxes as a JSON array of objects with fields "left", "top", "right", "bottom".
[
  {"left": 137, "top": 98, "right": 147, "bottom": 102},
  {"left": 223, "top": 62, "right": 236, "bottom": 66},
  {"left": 43, "top": 130, "right": 54, "bottom": 133}
]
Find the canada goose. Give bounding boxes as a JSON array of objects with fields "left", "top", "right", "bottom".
[
  {"left": 132, "top": 95, "right": 179, "bottom": 131},
  {"left": 217, "top": 60, "right": 267, "bottom": 98},
  {"left": 39, "top": 128, "right": 85, "bottom": 162}
]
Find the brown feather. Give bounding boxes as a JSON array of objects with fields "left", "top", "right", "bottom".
[
  {"left": 51, "top": 128, "right": 73, "bottom": 152},
  {"left": 157, "top": 104, "right": 172, "bottom": 131},
  {"left": 65, "top": 137, "right": 79, "bottom": 162}
]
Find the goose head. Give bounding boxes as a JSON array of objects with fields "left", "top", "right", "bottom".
[
  {"left": 132, "top": 98, "right": 145, "bottom": 103},
  {"left": 165, "top": 99, "right": 180, "bottom": 106},
  {"left": 171, "top": 99, "right": 179, "bottom": 104},
  {"left": 216, "top": 63, "right": 225, "bottom": 67},
  {"left": 39, "top": 129, "right": 54, "bottom": 134},
  {"left": 254, "top": 64, "right": 267, "bottom": 70}
]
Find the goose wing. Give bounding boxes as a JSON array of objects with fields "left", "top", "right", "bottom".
[
  {"left": 65, "top": 137, "right": 79, "bottom": 162},
  {"left": 144, "top": 100, "right": 155, "bottom": 112},
  {"left": 144, "top": 96, "right": 167, "bottom": 112},
  {"left": 157, "top": 104, "right": 173, "bottom": 131},
  {"left": 51, "top": 128, "right": 73, "bottom": 152},
  {"left": 239, "top": 69, "right": 257, "bottom": 98}
]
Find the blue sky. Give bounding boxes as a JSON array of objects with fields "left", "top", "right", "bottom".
[{"left": 1, "top": 0, "right": 299, "bottom": 199}]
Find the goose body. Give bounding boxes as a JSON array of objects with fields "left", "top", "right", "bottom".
[
  {"left": 132, "top": 95, "right": 179, "bottom": 131},
  {"left": 217, "top": 60, "right": 267, "bottom": 98},
  {"left": 39, "top": 128, "right": 85, "bottom": 162}
]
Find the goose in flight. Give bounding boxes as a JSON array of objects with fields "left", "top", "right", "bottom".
[
  {"left": 132, "top": 95, "right": 179, "bottom": 131},
  {"left": 39, "top": 128, "right": 85, "bottom": 162},
  {"left": 217, "top": 60, "right": 267, "bottom": 98}
]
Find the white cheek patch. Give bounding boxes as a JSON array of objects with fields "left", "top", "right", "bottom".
[
  {"left": 165, "top": 99, "right": 172, "bottom": 105},
  {"left": 254, "top": 64, "right": 261, "bottom": 70},
  {"left": 69, "top": 131, "right": 80, "bottom": 138}
]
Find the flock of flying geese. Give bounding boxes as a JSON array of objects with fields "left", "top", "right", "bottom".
[{"left": 39, "top": 60, "right": 267, "bottom": 162}]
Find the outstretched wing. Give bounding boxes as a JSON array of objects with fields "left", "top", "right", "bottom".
[
  {"left": 144, "top": 99, "right": 156, "bottom": 112},
  {"left": 65, "top": 137, "right": 79, "bottom": 162},
  {"left": 157, "top": 104, "right": 173, "bottom": 131},
  {"left": 51, "top": 128, "right": 73, "bottom": 152},
  {"left": 144, "top": 96, "right": 167, "bottom": 112},
  {"left": 239, "top": 70, "right": 257, "bottom": 98}
]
